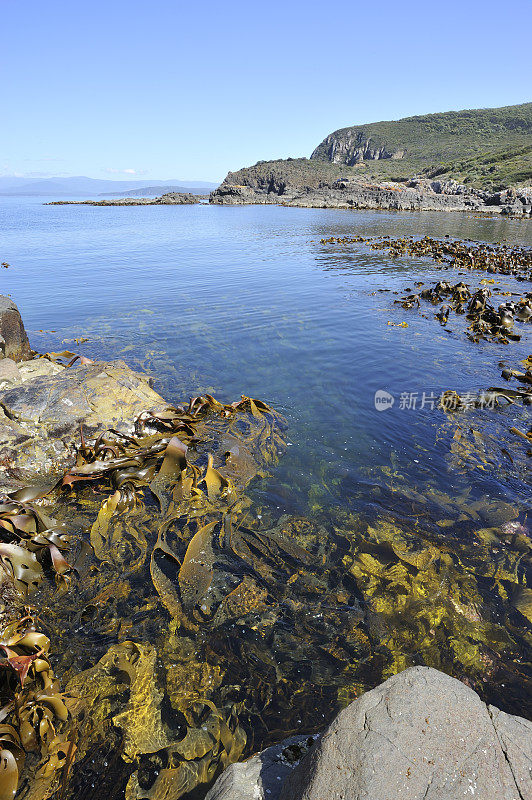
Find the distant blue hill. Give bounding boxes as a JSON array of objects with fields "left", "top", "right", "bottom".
[
  {"left": 100, "top": 185, "right": 210, "bottom": 197},
  {"left": 0, "top": 176, "right": 219, "bottom": 196}
]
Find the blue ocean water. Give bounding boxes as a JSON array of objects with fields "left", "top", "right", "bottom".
[{"left": 2, "top": 197, "right": 531, "bottom": 515}]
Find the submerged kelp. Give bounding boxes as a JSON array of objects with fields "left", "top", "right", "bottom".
[
  {"left": 0, "top": 499, "right": 78, "bottom": 799},
  {"left": 0, "top": 341, "right": 524, "bottom": 800},
  {"left": 0, "top": 392, "right": 286, "bottom": 799},
  {"left": 6, "top": 393, "right": 296, "bottom": 799},
  {"left": 0, "top": 387, "right": 527, "bottom": 799},
  {"left": 320, "top": 235, "right": 532, "bottom": 279},
  {"left": 2, "top": 226, "right": 531, "bottom": 799},
  {"left": 21, "top": 393, "right": 531, "bottom": 800}
]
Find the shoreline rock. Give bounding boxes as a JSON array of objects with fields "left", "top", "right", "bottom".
[
  {"left": 210, "top": 177, "right": 532, "bottom": 217},
  {"left": 46, "top": 191, "right": 203, "bottom": 206},
  {"left": 0, "top": 357, "right": 167, "bottom": 489},
  {"left": 207, "top": 666, "right": 532, "bottom": 800},
  {"left": 0, "top": 296, "right": 32, "bottom": 361}
]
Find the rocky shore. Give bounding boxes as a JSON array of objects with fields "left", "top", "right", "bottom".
[
  {"left": 0, "top": 297, "right": 530, "bottom": 800},
  {"left": 46, "top": 191, "right": 202, "bottom": 206},
  {"left": 210, "top": 176, "right": 532, "bottom": 216}
]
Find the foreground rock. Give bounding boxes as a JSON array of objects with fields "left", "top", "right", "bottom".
[
  {"left": 46, "top": 192, "right": 201, "bottom": 206},
  {"left": 204, "top": 737, "right": 318, "bottom": 800},
  {"left": 0, "top": 296, "right": 32, "bottom": 361},
  {"left": 0, "top": 358, "right": 167, "bottom": 487},
  {"left": 207, "top": 667, "right": 532, "bottom": 800},
  {"left": 211, "top": 175, "right": 532, "bottom": 217}
]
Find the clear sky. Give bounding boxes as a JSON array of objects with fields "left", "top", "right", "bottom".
[{"left": 2, "top": 0, "right": 531, "bottom": 183}]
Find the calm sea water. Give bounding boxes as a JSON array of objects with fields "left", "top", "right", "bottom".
[
  {"left": 2, "top": 197, "right": 531, "bottom": 513},
  {"left": 1, "top": 197, "right": 531, "bottom": 795}
]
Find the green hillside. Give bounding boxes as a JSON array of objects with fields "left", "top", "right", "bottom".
[{"left": 310, "top": 102, "right": 532, "bottom": 188}]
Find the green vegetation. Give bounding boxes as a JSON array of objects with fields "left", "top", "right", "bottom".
[
  {"left": 311, "top": 102, "right": 532, "bottom": 189},
  {"left": 223, "top": 157, "right": 365, "bottom": 191},
  {"left": 222, "top": 103, "right": 532, "bottom": 192},
  {"left": 425, "top": 142, "right": 532, "bottom": 190}
]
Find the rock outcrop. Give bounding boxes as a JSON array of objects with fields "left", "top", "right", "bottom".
[
  {"left": 207, "top": 667, "right": 532, "bottom": 800},
  {"left": 211, "top": 175, "right": 532, "bottom": 216},
  {"left": 204, "top": 737, "right": 318, "bottom": 800},
  {"left": 0, "top": 296, "right": 32, "bottom": 362},
  {"left": 46, "top": 192, "right": 201, "bottom": 206},
  {"left": 312, "top": 130, "right": 405, "bottom": 165},
  {"left": 0, "top": 359, "right": 167, "bottom": 488}
]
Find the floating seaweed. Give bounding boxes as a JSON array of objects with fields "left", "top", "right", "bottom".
[
  {"left": 320, "top": 235, "right": 532, "bottom": 280},
  {"left": 395, "top": 278, "right": 531, "bottom": 344}
]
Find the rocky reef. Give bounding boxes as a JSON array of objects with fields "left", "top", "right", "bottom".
[
  {"left": 210, "top": 175, "right": 532, "bottom": 216},
  {"left": 47, "top": 192, "right": 202, "bottom": 206}
]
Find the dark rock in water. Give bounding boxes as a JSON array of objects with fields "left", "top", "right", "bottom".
[
  {"left": 207, "top": 667, "right": 532, "bottom": 800},
  {"left": 0, "top": 296, "right": 32, "bottom": 362}
]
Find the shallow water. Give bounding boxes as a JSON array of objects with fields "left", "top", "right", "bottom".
[{"left": 1, "top": 198, "right": 531, "bottom": 797}]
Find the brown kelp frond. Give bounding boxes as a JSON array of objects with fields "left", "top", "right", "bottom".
[
  {"left": 0, "top": 501, "right": 73, "bottom": 594},
  {"left": 59, "top": 394, "right": 284, "bottom": 512},
  {"left": 396, "top": 278, "right": 532, "bottom": 345},
  {"left": 71, "top": 393, "right": 287, "bottom": 630},
  {"left": 0, "top": 612, "right": 74, "bottom": 800},
  {"left": 40, "top": 351, "right": 94, "bottom": 367}
]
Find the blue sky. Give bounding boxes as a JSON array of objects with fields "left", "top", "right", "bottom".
[{"left": 2, "top": 0, "right": 531, "bottom": 182}]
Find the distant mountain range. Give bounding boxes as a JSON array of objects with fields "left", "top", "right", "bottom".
[
  {"left": 0, "top": 176, "right": 218, "bottom": 196},
  {"left": 99, "top": 184, "right": 209, "bottom": 197}
]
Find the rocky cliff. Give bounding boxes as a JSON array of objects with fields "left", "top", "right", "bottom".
[
  {"left": 211, "top": 103, "right": 532, "bottom": 204},
  {"left": 312, "top": 129, "right": 405, "bottom": 165}
]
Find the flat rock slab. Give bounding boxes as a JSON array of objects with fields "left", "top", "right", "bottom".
[
  {"left": 207, "top": 667, "right": 531, "bottom": 800},
  {"left": 0, "top": 359, "right": 167, "bottom": 484},
  {"left": 279, "top": 666, "right": 532, "bottom": 800},
  {"left": 0, "top": 357, "right": 63, "bottom": 392},
  {"left": 0, "top": 296, "right": 32, "bottom": 362}
]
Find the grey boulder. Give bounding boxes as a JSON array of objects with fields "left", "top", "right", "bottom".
[
  {"left": 279, "top": 666, "right": 531, "bottom": 800},
  {"left": 207, "top": 667, "right": 532, "bottom": 800}
]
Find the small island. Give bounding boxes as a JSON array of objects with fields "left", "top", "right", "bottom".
[{"left": 46, "top": 191, "right": 203, "bottom": 206}]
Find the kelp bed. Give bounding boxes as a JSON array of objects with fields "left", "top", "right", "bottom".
[
  {"left": 0, "top": 388, "right": 530, "bottom": 800},
  {"left": 0, "top": 235, "right": 531, "bottom": 799}
]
